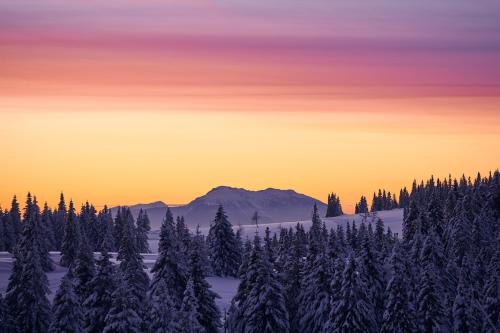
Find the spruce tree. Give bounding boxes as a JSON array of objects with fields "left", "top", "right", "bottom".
[
  {"left": 150, "top": 208, "right": 187, "bottom": 306},
  {"left": 49, "top": 270, "right": 84, "bottom": 333},
  {"left": 135, "top": 209, "right": 151, "bottom": 253},
  {"left": 60, "top": 200, "right": 80, "bottom": 267},
  {"left": 148, "top": 278, "right": 177, "bottom": 333},
  {"left": 12, "top": 200, "right": 52, "bottom": 332},
  {"left": 208, "top": 205, "right": 240, "bottom": 277},
  {"left": 53, "top": 193, "right": 67, "bottom": 250},
  {"left": 73, "top": 229, "right": 96, "bottom": 303},
  {"left": 83, "top": 250, "right": 116, "bottom": 333},
  {"left": 326, "top": 254, "right": 376, "bottom": 333},
  {"left": 177, "top": 278, "right": 205, "bottom": 333},
  {"left": 189, "top": 227, "right": 221, "bottom": 333},
  {"left": 9, "top": 195, "right": 21, "bottom": 247},
  {"left": 297, "top": 251, "right": 331, "bottom": 333},
  {"left": 241, "top": 235, "right": 289, "bottom": 333},
  {"left": 103, "top": 277, "right": 142, "bottom": 333},
  {"left": 118, "top": 208, "right": 149, "bottom": 325},
  {"left": 380, "top": 243, "right": 416, "bottom": 333}
]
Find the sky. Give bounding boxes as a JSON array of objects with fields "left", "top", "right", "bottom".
[{"left": 1, "top": 0, "right": 500, "bottom": 212}]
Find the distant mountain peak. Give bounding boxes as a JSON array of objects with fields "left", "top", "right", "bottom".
[{"left": 114, "top": 186, "right": 326, "bottom": 229}]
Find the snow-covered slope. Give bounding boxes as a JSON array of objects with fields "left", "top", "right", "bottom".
[
  {"left": 114, "top": 186, "right": 327, "bottom": 229},
  {"left": 148, "top": 209, "right": 404, "bottom": 252}
]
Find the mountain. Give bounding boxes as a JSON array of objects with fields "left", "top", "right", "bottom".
[{"left": 112, "top": 186, "right": 326, "bottom": 229}]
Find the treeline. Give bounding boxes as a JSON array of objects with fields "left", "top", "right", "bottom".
[
  {"left": 0, "top": 193, "right": 151, "bottom": 256},
  {"left": 228, "top": 171, "right": 500, "bottom": 332},
  {"left": 327, "top": 186, "right": 410, "bottom": 217}
]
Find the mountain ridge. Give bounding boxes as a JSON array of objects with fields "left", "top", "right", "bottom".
[{"left": 111, "top": 186, "right": 326, "bottom": 229}]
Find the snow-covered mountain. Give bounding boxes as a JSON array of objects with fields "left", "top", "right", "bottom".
[{"left": 114, "top": 186, "right": 326, "bottom": 229}]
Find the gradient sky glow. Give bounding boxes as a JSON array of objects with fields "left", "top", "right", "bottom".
[{"left": 1, "top": 0, "right": 500, "bottom": 212}]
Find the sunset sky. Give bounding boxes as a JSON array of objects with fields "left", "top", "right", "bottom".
[{"left": 1, "top": 0, "right": 499, "bottom": 212}]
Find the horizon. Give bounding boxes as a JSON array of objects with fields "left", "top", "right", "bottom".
[
  {"left": 1, "top": 1, "right": 500, "bottom": 212},
  {"left": 1, "top": 170, "right": 497, "bottom": 213}
]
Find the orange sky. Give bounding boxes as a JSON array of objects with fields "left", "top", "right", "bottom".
[{"left": 1, "top": 1, "right": 500, "bottom": 212}]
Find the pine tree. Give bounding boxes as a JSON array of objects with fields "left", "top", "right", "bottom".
[
  {"left": 281, "top": 228, "right": 304, "bottom": 333},
  {"left": 11, "top": 198, "right": 52, "bottom": 332},
  {"left": 177, "top": 278, "right": 205, "bottom": 333},
  {"left": 326, "top": 193, "right": 343, "bottom": 217},
  {"left": 135, "top": 209, "right": 151, "bottom": 253},
  {"left": 189, "top": 227, "right": 221, "bottom": 332},
  {"left": 24, "top": 195, "right": 54, "bottom": 272},
  {"left": 73, "top": 229, "right": 96, "bottom": 303},
  {"left": 148, "top": 278, "right": 177, "bottom": 333},
  {"left": 326, "top": 254, "right": 376, "bottom": 333},
  {"left": 359, "top": 233, "right": 384, "bottom": 329},
  {"left": 3, "top": 248, "right": 23, "bottom": 332},
  {"left": 53, "top": 193, "right": 67, "bottom": 251},
  {"left": 97, "top": 206, "right": 115, "bottom": 252},
  {"left": 103, "top": 277, "right": 142, "bottom": 333},
  {"left": 150, "top": 208, "right": 187, "bottom": 307},
  {"left": 9, "top": 195, "right": 21, "bottom": 247},
  {"left": 60, "top": 200, "right": 80, "bottom": 267},
  {"left": 208, "top": 205, "right": 240, "bottom": 277},
  {"left": 118, "top": 208, "right": 149, "bottom": 325},
  {"left": 41, "top": 202, "right": 56, "bottom": 251},
  {"left": 1, "top": 209, "right": 16, "bottom": 252},
  {"left": 416, "top": 263, "right": 445, "bottom": 332},
  {"left": 241, "top": 235, "right": 289, "bottom": 333},
  {"left": 49, "top": 270, "right": 84, "bottom": 333},
  {"left": 380, "top": 243, "right": 416, "bottom": 333},
  {"left": 297, "top": 251, "right": 331, "bottom": 333},
  {"left": 83, "top": 250, "right": 116, "bottom": 333}
]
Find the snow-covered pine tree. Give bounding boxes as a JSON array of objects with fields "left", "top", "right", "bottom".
[
  {"left": 281, "top": 227, "right": 305, "bottom": 333},
  {"left": 189, "top": 226, "right": 221, "bottom": 333},
  {"left": 41, "top": 202, "right": 56, "bottom": 251},
  {"left": 297, "top": 250, "right": 332, "bottom": 333},
  {"left": 358, "top": 233, "right": 384, "bottom": 329},
  {"left": 482, "top": 245, "right": 499, "bottom": 333},
  {"left": 148, "top": 278, "right": 177, "bottom": 333},
  {"left": 73, "top": 228, "right": 96, "bottom": 302},
  {"left": 380, "top": 243, "right": 416, "bottom": 333},
  {"left": 103, "top": 276, "right": 142, "bottom": 333},
  {"left": 12, "top": 199, "right": 52, "bottom": 332},
  {"left": 97, "top": 206, "right": 115, "bottom": 252},
  {"left": 83, "top": 250, "right": 116, "bottom": 333},
  {"left": 9, "top": 195, "right": 21, "bottom": 247},
  {"left": 150, "top": 208, "right": 187, "bottom": 307},
  {"left": 308, "top": 203, "right": 324, "bottom": 260},
  {"left": 135, "top": 208, "right": 151, "bottom": 253},
  {"left": 241, "top": 235, "right": 289, "bottom": 333},
  {"left": 49, "top": 270, "right": 84, "bottom": 333},
  {"left": 25, "top": 195, "right": 54, "bottom": 272},
  {"left": 325, "top": 253, "right": 376, "bottom": 333},
  {"left": 60, "top": 200, "right": 80, "bottom": 267},
  {"left": 416, "top": 255, "right": 446, "bottom": 332},
  {"left": 53, "top": 193, "right": 67, "bottom": 251},
  {"left": 3, "top": 248, "right": 23, "bottom": 332},
  {"left": 1, "top": 208, "right": 16, "bottom": 252},
  {"left": 176, "top": 216, "right": 191, "bottom": 257},
  {"left": 208, "top": 205, "right": 240, "bottom": 277},
  {"left": 177, "top": 277, "right": 205, "bottom": 333},
  {"left": 452, "top": 264, "right": 482, "bottom": 333},
  {"left": 117, "top": 208, "right": 149, "bottom": 326}
]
